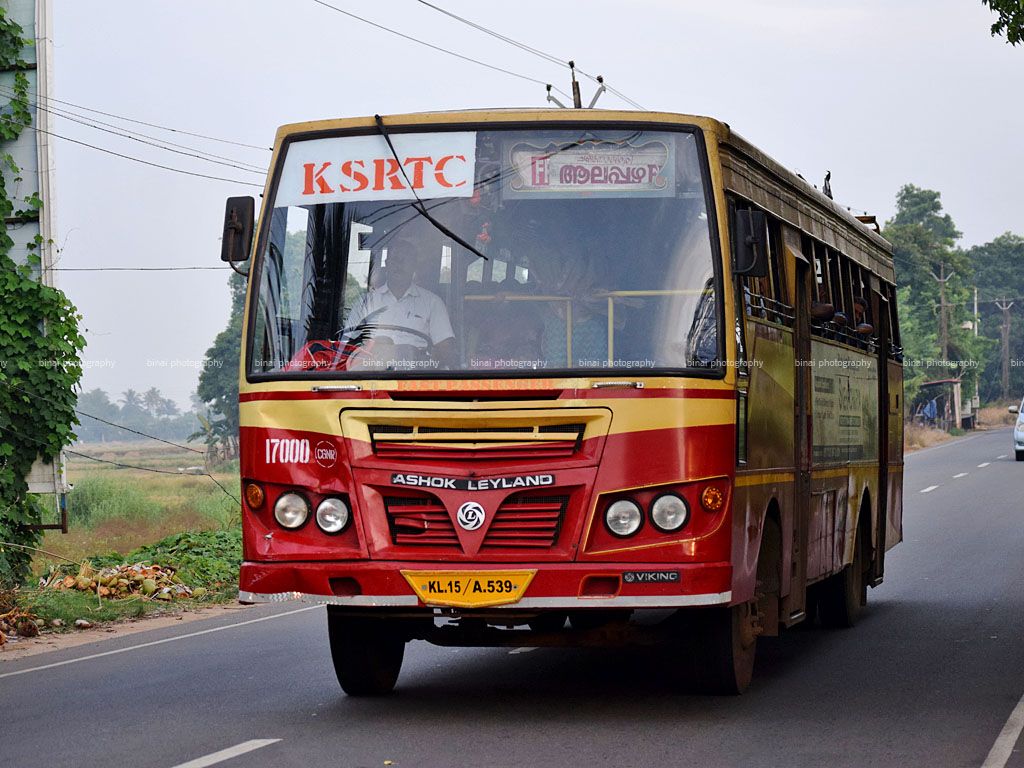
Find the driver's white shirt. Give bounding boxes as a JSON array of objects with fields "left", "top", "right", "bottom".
[{"left": 344, "top": 282, "right": 454, "bottom": 349}]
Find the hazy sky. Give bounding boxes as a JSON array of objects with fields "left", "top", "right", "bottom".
[{"left": 50, "top": 0, "right": 1023, "bottom": 406}]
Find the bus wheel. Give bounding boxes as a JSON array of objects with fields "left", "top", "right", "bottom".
[
  {"left": 327, "top": 611, "right": 405, "bottom": 696},
  {"left": 690, "top": 603, "right": 758, "bottom": 695},
  {"left": 819, "top": 530, "right": 866, "bottom": 629}
]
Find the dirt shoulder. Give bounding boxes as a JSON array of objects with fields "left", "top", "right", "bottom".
[{"left": 0, "top": 601, "right": 256, "bottom": 663}]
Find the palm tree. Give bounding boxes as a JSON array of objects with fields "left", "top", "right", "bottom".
[
  {"left": 119, "top": 389, "right": 142, "bottom": 410},
  {"left": 143, "top": 387, "right": 164, "bottom": 416}
]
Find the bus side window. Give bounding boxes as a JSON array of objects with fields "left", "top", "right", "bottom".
[{"left": 733, "top": 201, "right": 789, "bottom": 325}]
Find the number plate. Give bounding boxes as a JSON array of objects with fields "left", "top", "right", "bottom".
[{"left": 401, "top": 570, "right": 536, "bottom": 608}]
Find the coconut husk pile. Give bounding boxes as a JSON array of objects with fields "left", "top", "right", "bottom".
[
  {"left": 41, "top": 562, "right": 206, "bottom": 601},
  {"left": 0, "top": 605, "right": 40, "bottom": 645}
]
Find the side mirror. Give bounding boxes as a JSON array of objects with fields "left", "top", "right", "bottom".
[
  {"left": 733, "top": 209, "right": 768, "bottom": 277},
  {"left": 1010, "top": 405, "right": 1019, "bottom": 414},
  {"left": 221, "top": 196, "right": 255, "bottom": 263}
]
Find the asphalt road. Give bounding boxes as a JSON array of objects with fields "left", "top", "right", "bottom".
[{"left": 3, "top": 428, "right": 1024, "bottom": 768}]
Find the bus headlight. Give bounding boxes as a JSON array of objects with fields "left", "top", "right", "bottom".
[
  {"left": 316, "top": 498, "right": 350, "bottom": 534},
  {"left": 274, "top": 492, "right": 309, "bottom": 529},
  {"left": 650, "top": 494, "right": 689, "bottom": 532},
  {"left": 606, "top": 499, "right": 643, "bottom": 537}
]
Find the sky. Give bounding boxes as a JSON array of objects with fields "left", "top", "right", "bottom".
[{"left": 48, "top": 0, "right": 1024, "bottom": 407}]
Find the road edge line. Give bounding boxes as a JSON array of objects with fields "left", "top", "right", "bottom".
[
  {"left": 0, "top": 605, "right": 319, "bottom": 680},
  {"left": 982, "top": 691, "right": 1024, "bottom": 768}
]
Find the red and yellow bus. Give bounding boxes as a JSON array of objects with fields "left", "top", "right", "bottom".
[{"left": 222, "top": 109, "right": 903, "bottom": 695}]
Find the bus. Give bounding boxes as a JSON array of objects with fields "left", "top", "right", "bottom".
[{"left": 223, "top": 109, "right": 903, "bottom": 695}]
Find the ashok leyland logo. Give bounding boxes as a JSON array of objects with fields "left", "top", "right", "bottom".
[{"left": 456, "top": 501, "right": 486, "bottom": 531}]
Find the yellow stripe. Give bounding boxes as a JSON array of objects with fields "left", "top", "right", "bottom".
[
  {"left": 735, "top": 471, "right": 794, "bottom": 487},
  {"left": 239, "top": 396, "right": 734, "bottom": 438}
]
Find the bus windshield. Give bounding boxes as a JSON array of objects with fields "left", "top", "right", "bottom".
[{"left": 249, "top": 127, "right": 719, "bottom": 378}]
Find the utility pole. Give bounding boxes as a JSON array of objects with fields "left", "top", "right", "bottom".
[
  {"left": 995, "top": 299, "right": 1014, "bottom": 401},
  {"left": 974, "top": 286, "right": 979, "bottom": 337},
  {"left": 931, "top": 263, "right": 954, "bottom": 362}
]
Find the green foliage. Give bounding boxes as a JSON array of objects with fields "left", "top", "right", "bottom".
[
  {"left": 967, "top": 233, "right": 1024, "bottom": 400},
  {"left": 884, "top": 185, "right": 986, "bottom": 409},
  {"left": 194, "top": 272, "right": 245, "bottom": 458},
  {"left": 983, "top": 0, "right": 1024, "bottom": 45},
  {"left": 96, "top": 529, "right": 242, "bottom": 588},
  {"left": 67, "top": 476, "right": 162, "bottom": 527},
  {"left": 0, "top": 11, "right": 84, "bottom": 587}
]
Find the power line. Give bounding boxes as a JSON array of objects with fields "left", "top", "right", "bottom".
[
  {"left": 0, "top": 84, "right": 271, "bottom": 151},
  {"left": 7, "top": 382, "right": 205, "bottom": 454},
  {"left": 310, "top": 0, "right": 571, "bottom": 99},
  {"left": 9, "top": 120, "right": 264, "bottom": 187},
  {"left": 413, "top": 0, "right": 646, "bottom": 110},
  {"left": 0, "top": 423, "right": 240, "bottom": 505},
  {"left": 0, "top": 84, "right": 268, "bottom": 173}
]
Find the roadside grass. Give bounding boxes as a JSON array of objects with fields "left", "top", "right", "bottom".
[
  {"left": 904, "top": 422, "right": 955, "bottom": 452},
  {"left": 15, "top": 441, "right": 242, "bottom": 630},
  {"left": 977, "top": 401, "right": 1018, "bottom": 427}
]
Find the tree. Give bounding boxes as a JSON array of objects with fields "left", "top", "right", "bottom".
[
  {"left": 143, "top": 387, "right": 164, "bottom": 416},
  {"left": 967, "top": 233, "right": 1024, "bottom": 401},
  {"left": 883, "top": 185, "right": 988, "bottom": 411},
  {"left": 983, "top": 0, "right": 1024, "bottom": 45},
  {"left": 194, "top": 272, "right": 245, "bottom": 459}
]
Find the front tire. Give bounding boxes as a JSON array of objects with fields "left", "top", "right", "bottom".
[
  {"left": 685, "top": 603, "right": 758, "bottom": 695},
  {"left": 327, "top": 610, "right": 405, "bottom": 696},
  {"left": 1015, "top": 450, "right": 1023, "bottom": 462}
]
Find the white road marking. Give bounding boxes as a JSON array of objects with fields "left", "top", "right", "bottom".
[
  {"left": 953, "top": 473, "right": 969, "bottom": 479},
  {"left": 509, "top": 647, "right": 537, "bottom": 655},
  {"left": 982, "top": 691, "right": 1024, "bottom": 768},
  {"left": 998, "top": 455, "right": 1008, "bottom": 459},
  {"left": 171, "top": 740, "right": 281, "bottom": 768},
  {"left": 0, "top": 606, "right": 318, "bottom": 680},
  {"left": 979, "top": 462, "right": 991, "bottom": 468},
  {"left": 920, "top": 485, "right": 939, "bottom": 494}
]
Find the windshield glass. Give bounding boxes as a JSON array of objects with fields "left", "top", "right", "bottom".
[{"left": 249, "top": 127, "right": 719, "bottom": 378}]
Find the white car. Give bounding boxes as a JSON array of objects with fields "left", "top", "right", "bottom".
[{"left": 1011, "top": 397, "right": 1024, "bottom": 461}]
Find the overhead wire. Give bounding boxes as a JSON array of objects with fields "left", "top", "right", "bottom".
[
  {"left": 412, "top": 0, "right": 647, "bottom": 110},
  {"left": 310, "top": 0, "right": 571, "bottom": 99},
  {"left": 9, "top": 120, "right": 264, "bottom": 187},
  {"left": 0, "top": 84, "right": 271, "bottom": 151},
  {"left": 0, "top": 86, "right": 267, "bottom": 175}
]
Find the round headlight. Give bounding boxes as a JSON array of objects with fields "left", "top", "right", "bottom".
[
  {"left": 316, "top": 497, "right": 350, "bottom": 534},
  {"left": 605, "top": 499, "right": 643, "bottom": 537},
  {"left": 651, "top": 494, "right": 689, "bottom": 532},
  {"left": 274, "top": 492, "right": 309, "bottom": 529}
]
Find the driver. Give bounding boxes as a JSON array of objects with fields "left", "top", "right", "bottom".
[{"left": 343, "top": 236, "right": 456, "bottom": 369}]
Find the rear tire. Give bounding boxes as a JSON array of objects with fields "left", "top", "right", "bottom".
[
  {"left": 819, "top": 529, "right": 867, "bottom": 629},
  {"left": 327, "top": 611, "right": 405, "bottom": 696}
]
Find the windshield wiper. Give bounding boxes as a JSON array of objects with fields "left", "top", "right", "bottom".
[{"left": 373, "top": 114, "right": 488, "bottom": 261}]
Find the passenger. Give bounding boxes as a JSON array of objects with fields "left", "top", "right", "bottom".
[{"left": 343, "top": 236, "right": 456, "bottom": 370}]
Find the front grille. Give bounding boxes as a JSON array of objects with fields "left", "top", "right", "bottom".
[
  {"left": 384, "top": 494, "right": 458, "bottom": 547},
  {"left": 369, "top": 422, "right": 586, "bottom": 460},
  {"left": 481, "top": 494, "right": 568, "bottom": 549}
]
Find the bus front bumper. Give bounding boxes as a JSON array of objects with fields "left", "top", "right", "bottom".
[{"left": 239, "top": 560, "right": 732, "bottom": 609}]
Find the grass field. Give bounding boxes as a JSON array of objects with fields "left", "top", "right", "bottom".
[
  {"left": 13, "top": 441, "right": 242, "bottom": 630},
  {"left": 35, "top": 440, "right": 240, "bottom": 572}
]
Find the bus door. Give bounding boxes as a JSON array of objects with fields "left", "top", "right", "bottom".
[
  {"left": 783, "top": 231, "right": 811, "bottom": 624},
  {"left": 869, "top": 278, "right": 889, "bottom": 586}
]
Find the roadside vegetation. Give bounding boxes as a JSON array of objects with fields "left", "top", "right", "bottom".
[{"left": 3, "top": 441, "right": 241, "bottom": 638}]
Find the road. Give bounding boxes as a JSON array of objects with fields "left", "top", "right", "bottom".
[{"left": 3, "top": 428, "right": 1024, "bottom": 768}]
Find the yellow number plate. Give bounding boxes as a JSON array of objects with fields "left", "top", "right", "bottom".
[{"left": 401, "top": 570, "right": 536, "bottom": 608}]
